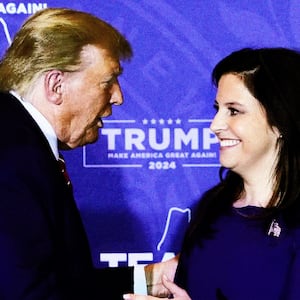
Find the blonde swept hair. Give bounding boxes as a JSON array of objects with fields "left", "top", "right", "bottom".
[{"left": 0, "top": 8, "right": 133, "bottom": 95}]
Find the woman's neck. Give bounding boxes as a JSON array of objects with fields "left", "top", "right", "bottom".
[{"left": 233, "top": 174, "right": 275, "bottom": 208}]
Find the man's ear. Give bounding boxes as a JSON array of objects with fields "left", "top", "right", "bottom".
[{"left": 44, "top": 70, "right": 64, "bottom": 104}]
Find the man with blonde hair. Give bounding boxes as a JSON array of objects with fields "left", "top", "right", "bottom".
[{"left": 0, "top": 8, "right": 179, "bottom": 300}]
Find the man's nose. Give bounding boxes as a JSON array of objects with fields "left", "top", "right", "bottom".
[{"left": 110, "top": 82, "right": 123, "bottom": 105}]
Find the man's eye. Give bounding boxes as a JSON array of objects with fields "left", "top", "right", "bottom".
[
  {"left": 213, "top": 104, "right": 219, "bottom": 111},
  {"left": 101, "top": 81, "right": 112, "bottom": 89},
  {"left": 102, "top": 77, "right": 117, "bottom": 88}
]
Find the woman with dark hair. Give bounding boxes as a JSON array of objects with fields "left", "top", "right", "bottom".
[
  {"left": 126, "top": 47, "right": 300, "bottom": 300},
  {"left": 172, "top": 47, "right": 300, "bottom": 300}
]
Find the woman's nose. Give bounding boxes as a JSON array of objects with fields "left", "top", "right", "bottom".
[{"left": 210, "top": 112, "right": 227, "bottom": 133}]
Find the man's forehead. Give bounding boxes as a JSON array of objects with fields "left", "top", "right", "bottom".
[{"left": 80, "top": 44, "right": 120, "bottom": 68}]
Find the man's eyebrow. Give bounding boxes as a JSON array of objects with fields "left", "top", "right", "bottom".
[{"left": 102, "top": 67, "right": 123, "bottom": 83}]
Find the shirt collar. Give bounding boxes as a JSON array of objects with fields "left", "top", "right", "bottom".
[{"left": 10, "top": 91, "right": 59, "bottom": 160}]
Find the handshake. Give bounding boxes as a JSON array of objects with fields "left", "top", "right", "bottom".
[{"left": 123, "top": 255, "right": 191, "bottom": 300}]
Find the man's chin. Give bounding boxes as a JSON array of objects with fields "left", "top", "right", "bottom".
[
  {"left": 81, "top": 133, "right": 99, "bottom": 146},
  {"left": 59, "top": 130, "right": 99, "bottom": 149}
]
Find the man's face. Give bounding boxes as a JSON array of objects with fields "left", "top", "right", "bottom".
[{"left": 57, "top": 45, "right": 123, "bottom": 148}]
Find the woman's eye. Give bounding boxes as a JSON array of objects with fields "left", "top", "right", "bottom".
[{"left": 229, "top": 107, "right": 239, "bottom": 115}]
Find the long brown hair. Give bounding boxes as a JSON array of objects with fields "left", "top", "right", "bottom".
[
  {"left": 183, "top": 47, "right": 300, "bottom": 251},
  {"left": 212, "top": 47, "right": 300, "bottom": 210}
]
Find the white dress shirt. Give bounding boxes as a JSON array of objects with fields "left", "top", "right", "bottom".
[{"left": 10, "top": 90, "right": 59, "bottom": 160}]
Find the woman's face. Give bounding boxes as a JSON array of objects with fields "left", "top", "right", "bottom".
[{"left": 210, "top": 73, "right": 280, "bottom": 177}]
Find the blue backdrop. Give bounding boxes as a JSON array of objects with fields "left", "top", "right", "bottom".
[{"left": 1, "top": 0, "right": 299, "bottom": 268}]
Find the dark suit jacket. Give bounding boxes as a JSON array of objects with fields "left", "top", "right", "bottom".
[{"left": 0, "top": 92, "right": 133, "bottom": 299}]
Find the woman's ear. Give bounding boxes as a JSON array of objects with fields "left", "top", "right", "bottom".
[
  {"left": 44, "top": 70, "right": 64, "bottom": 104},
  {"left": 272, "top": 126, "right": 282, "bottom": 140}
]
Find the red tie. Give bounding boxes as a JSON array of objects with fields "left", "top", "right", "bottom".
[{"left": 58, "top": 154, "right": 72, "bottom": 187}]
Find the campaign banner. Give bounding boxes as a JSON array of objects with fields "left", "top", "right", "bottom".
[{"left": 0, "top": 0, "right": 298, "bottom": 267}]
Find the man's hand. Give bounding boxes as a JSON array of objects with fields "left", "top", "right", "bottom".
[
  {"left": 144, "top": 254, "right": 179, "bottom": 297},
  {"left": 123, "top": 275, "right": 191, "bottom": 300}
]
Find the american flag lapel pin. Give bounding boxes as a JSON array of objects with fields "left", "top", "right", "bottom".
[{"left": 268, "top": 219, "right": 281, "bottom": 237}]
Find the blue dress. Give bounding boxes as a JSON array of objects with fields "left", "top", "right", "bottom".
[{"left": 175, "top": 206, "right": 300, "bottom": 300}]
